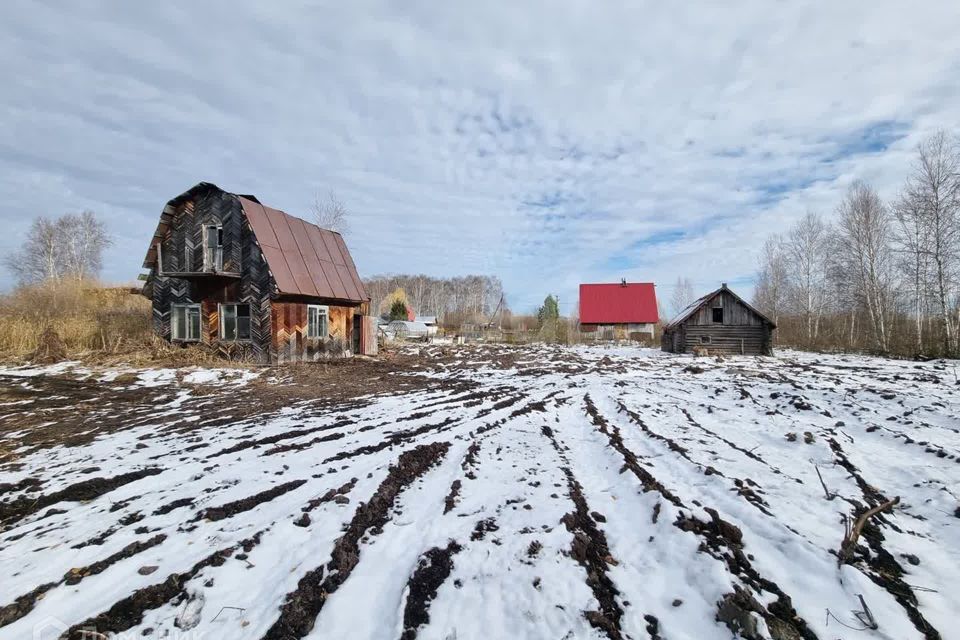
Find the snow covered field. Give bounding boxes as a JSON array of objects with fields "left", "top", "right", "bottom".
[{"left": 0, "top": 345, "right": 957, "bottom": 640}]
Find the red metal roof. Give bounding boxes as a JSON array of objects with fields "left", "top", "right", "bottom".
[
  {"left": 240, "top": 197, "right": 368, "bottom": 302},
  {"left": 579, "top": 282, "right": 658, "bottom": 324}
]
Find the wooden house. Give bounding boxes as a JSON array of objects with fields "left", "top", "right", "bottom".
[
  {"left": 661, "top": 283, "right": 775, "bottom": 355},
  {"left": 140, "top": 182, "right": 376, "bottom": 363},
  {"left": 578, "top": 281, "right": 658, "bottom": 340}
]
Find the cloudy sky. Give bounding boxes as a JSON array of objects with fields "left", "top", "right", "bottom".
[{"left": 2, "top": 2, "right": 959, "bottom": 313}]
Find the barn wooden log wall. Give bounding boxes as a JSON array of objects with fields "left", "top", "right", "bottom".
[{"left": 662, "top": 288, "right": 774, "bottom": 356}]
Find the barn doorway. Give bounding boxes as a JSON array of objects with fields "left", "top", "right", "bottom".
[{"left": 352, "top": 314, "right": 361, "bottom": 354}]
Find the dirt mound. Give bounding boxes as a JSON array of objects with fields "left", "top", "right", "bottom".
[{"left": 30, "top": 327, "right": 67, "bottom": 364}]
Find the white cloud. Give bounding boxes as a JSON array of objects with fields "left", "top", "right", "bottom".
[{"left": 1, "top": 1, "right": 959, "bottom": 312}]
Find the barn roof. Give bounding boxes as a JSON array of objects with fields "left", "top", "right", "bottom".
[
  {"left": 664, "top": 283, "right": 776, "bottom": 329},
  {"left": 239, "top": 197, "right": 367, "bottom": 302},
  {"left": 142, "top": 183, "right": 368, "bottom": 303},
  {"left": 579, "top": 282, "right": 659, "bottom": 324}
]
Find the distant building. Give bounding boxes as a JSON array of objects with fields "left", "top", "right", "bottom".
[
  {"left": 661, "top": 283, "right": 776, "bottom": 355},
  {"left": 383, "top": 320, "right": 431, "bottom": 341},
  {"left": 578, "top": 281, "right": 658, "bottom": 340},
  {"left": 416, "top": 315, "right": 439, "bottom": 336}
]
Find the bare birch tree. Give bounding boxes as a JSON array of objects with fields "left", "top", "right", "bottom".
[
  {"left": 669, "top": 276, "right": 695, "bottom": 317},
  {"left": 893, "top": 186, "right": 932, "bottom": 354},
  {"left": 60, "top": 211, "right": 112, "bottom": 281},
  {"left": 784, "top": 211, "right": 831, "bottom": 345},
  {"left": 836, "top": 182, "right": 895, "bottom": 352},
  {"left": 900, "top": 132, "right": 960, "bottom": 355},
  {"left": 313, "top": 191, "right": 350, "bottom": 236},
  {"left": 753, "top": 235, "right": 788, "bottom": 326},
  {"left": 5, "top": 212, "right": 111, "bottom": 285}
]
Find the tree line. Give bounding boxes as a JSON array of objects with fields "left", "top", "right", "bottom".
[
  {"left": 754, "top": 131, "right": 960, "bottom": 357},
  {"left": 363, "top": 274, "right": 505, "bottom": 325}
]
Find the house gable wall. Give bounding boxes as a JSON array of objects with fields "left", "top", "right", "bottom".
[{"left": 149, "top": 188, "right": 273, "bottom": 362}]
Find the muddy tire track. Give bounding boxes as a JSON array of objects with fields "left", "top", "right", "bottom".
[
  {"left": 0, "top": 534, "right": 167, "bottom": 628},
  {"left": 61, "top": 530, "right": 265, "bottom": 640},
  {"left": 399, "top": 540, "right": 463, "bottom": 640},
  {"left": 0, "top": 468, "right": 162, "bottom": 527},
  {"left": 539, "top": 423, "right": 625, "bottom": 640},
  {"left": 828, "top": 437, "right": 941, "bottom": 639},
  {"left": 262, "top": 441, "right": 452, "bottom": 640},
  {"left": 617, "top": 400, "right": 774, "bottom": 516},
  {"left": 583, "top": 395, "right": 817, "bottom": 640},
  {"left": 195, "top": 479, "right": 307, "bottom": 522},
  {"left": 207, "top": 419, "right": 353, "bottom": 458}
]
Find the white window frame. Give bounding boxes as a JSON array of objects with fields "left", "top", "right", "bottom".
[
  {"left": 204, "top": 223, "right": 223, "bottom": 271},
  {"left": 307, "top": 304, "right": 329, "bottom": 339},
  {"left": 219, "top": 302, "right": 251, "bottom": 342},
  {"left": 171, "top": 303, "right": 201, "bottom": 342}
]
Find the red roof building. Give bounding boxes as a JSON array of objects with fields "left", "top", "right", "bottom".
[{"left": 579, "top": 282, "right": 659, "bottom": 339}]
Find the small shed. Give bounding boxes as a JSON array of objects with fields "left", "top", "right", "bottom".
[
  {"left": 384, "top": 320, "right": 430, "bottom": 341},
  {"left": 661, "top": 283, "right": 775, "bottom": 355},
  {"left": 415, "top": 315, "right": 439, "bottom": 336}
]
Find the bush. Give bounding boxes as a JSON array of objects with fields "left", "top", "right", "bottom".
[{"left": 0, "top": 280, "right": 152, "bottom": 358}]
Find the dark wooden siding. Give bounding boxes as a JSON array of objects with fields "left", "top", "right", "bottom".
[
  {"left": 682, "top": 291, "right": 764, "bottom": 326},
  {"left": 681, "top": 325, "right": 768, "bottom": 355},
  {"left": 149, "top": 187, "right": 274, "bottom": 362}
]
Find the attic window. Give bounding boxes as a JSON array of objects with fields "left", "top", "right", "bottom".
[
  {"left": 204, "top": 225, "right": 223, "bottom": 271},
  {"left": 712, "top": 307, "right": 724, "bottom": 323}
]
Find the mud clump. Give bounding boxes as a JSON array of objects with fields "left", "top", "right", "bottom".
[
  {"left": 400, "top": 540, "right": 462, "bottom": 639},
  {"left": 153, "top": 497, "right": 194, "bottom": 516},
  {"left": 443, "top": 479, "right": 462, "bottom": 514},
  {"left": 527, "top": 540, "right": 543, "bottom": 558},
  {"left": 301, "top": 478, "right": 357, "bottom": 513},
  {"left": 717, "top": 587, "right": 809, "bottom": 640},
  {"left": 0, "top": 581, "right": 59, "bottom": 627},
  {"left": 263, "top": 441, "right": 451, "bottom": 640},
  {"left": 470, "top": 517, "right": 499, "bottom": 541},
  {"left": 30, "top": 327, "right": 67, "bottom": 364}
]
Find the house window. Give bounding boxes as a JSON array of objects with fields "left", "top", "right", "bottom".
[
  {"left": 308, "top": 305, "right": 328, "bottom": 339},
  {"left": 700, "top": 335, "right": 711, "bottom": 344},
  {"left": 712, "top": 307, "right": 724, "bottom": 323},
  {"left": 220, "top": 303, "right": 251, "bottom": 341},
  {"left": 204, "top": 224, "right": 223, "bottom": 271},
  {"left": 171, "top": 304, "right": 201, "bottom": 342}
]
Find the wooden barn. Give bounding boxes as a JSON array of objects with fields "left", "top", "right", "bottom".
[
  {"left": 661, "top": 283, "right": 775, "bottom": 355},
  {"left": 140, "top": 182, "right": 377, "bottom": 363}
]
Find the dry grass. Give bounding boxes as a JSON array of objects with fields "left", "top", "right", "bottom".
[
  {"left": 0, "top": 281, "right": 261, "bottom": 368},
  {"left": 0, "top": 280, "right": 153, "bottom": 359}
]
